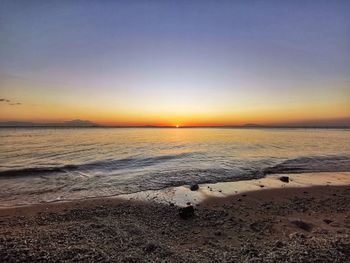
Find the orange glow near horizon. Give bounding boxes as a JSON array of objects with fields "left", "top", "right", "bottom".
[
  {"left": 1, "top": 66, "right": 349, "bottom": 127},
  {"left": 1, "top": 97, "right": 350, "bottom": 127}
]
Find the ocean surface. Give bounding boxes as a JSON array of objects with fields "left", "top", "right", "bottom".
[{"left": 1, "top": 128, "right": 350, "bottom": 206}]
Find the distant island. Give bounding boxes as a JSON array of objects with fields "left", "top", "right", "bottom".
[{"left": 0, "top": 119, "right": 99, "bottom": 127}]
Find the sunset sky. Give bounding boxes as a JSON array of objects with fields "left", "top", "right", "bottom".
[{"left": 1, "top": 1, "right": 350, "bottom": 126}]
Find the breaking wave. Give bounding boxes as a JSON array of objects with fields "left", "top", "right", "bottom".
[
  {"left": 264, "top": 155, "right": 350, "bottom": 174},
  {"left": 0, "top": 152, "right": 195, "bottom": 178}
]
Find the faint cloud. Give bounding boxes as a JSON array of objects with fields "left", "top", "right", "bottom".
[{"left": 0, "top": 98, "right": 22, "bottom": 105}]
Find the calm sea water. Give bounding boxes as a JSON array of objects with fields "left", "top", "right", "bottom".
[{"left": 1, "top": 128, "right": 350, "bottom": 206}]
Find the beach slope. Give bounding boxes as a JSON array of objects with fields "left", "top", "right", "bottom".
[{"left": 0, "top": 175, "right": 349, "bottom": 262}]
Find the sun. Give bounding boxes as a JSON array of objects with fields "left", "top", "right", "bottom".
[{"left": 176, "top": 124, "right": 180, "bottom": 128}]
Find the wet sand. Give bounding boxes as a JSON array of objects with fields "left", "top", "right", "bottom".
[
  {"left": 0, "top": 173, "right": 349, "bottom": 262},
  {"left": 121, "top": 172, "right": 350, "bottom": 206}
]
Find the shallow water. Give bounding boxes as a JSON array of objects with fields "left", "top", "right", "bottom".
[{"left": 0, "top": 128, "right": 350, "bottom": 206}]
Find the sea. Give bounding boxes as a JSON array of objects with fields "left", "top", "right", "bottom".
[{"left": 1, "top": 127, "right": 349, "bottom": 206}]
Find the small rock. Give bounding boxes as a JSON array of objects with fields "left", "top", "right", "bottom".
[
  {"left": 323, "top": 219, "right": 333, "bottom": 224},
  {"left": 214, "top": 231, "right": 221, "bottom": 236},
  {"left": 179, "top": 206, "right": 195, "bottom": 219},
  {"left": 169, "top": 202, "right": 175, "bottom": 207},
  {"left": 279, "top": 176, "right": 289, "bottom": 183},
  {"left": 190, "top": 184, "right": 199, "bottom": 191}
]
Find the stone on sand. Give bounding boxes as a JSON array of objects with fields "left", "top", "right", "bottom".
[
  {"left": 179, "top": 205, "right": 195, "bottom": 219},
  {"left": 279, "top": 176, "right": 290, "bottom": 183},
  {"left": 190, "top": 184, "right": 199, "bottom": 191}
]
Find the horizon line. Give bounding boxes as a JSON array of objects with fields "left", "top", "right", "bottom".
[{"left": 0, "top": 125, "right": 349, "bottom": 129}]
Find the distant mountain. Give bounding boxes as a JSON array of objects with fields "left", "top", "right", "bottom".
[
  {"left": 61, "top": 119, "right": 98, "bottom": 127},
  {"left": 0, "top": 119, "right": 99, "bottom": 127}
]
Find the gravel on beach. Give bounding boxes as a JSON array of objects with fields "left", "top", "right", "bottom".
[{"left": 0, "top": 185, "right": 349, "bottom": 263}]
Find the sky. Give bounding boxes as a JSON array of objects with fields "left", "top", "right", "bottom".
[{"left": 0, "top": 0, "right": 349, "bottom": 126}]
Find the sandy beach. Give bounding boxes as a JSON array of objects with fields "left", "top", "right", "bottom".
[{"left": 1, "top": 173, "right": 349, "bottom": 262}]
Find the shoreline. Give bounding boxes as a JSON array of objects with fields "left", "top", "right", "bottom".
[
  {"left": 1, "top": 171, "right": 349, "bottom": 210},
  {"left": 120, "top": 171, "right": 350, "bottom": 207},
  {"left": 0, "top": 182, "right": 349, "bottom": 218}
]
